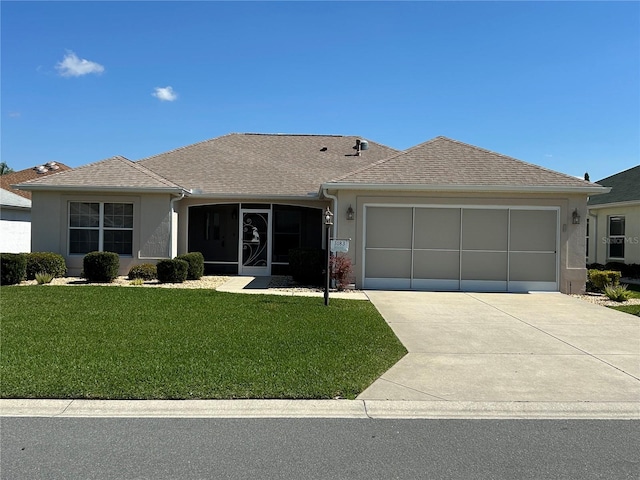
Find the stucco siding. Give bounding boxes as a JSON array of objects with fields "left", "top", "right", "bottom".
[{"left": 587, "top": 203, "right": 640, "bottom": 265}]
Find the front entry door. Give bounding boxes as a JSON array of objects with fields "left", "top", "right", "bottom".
[{"left": 240, "top": 209, "right": 271, "bottom": 275}]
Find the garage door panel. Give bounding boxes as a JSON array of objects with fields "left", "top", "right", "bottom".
[
  {"left": 366, "top": 207, "right": 412, "bottom": 248},
  {"left": 365, "top": 249, "right": 411, "bottom": 279},
  {"left": 462, "top": 209, "right": 509, "bottom": 251},
  {"left": 510, "top": 210, "right": 557, "bottom": 252},
  {"left": 461, "top": 251, "right": 508, "bottom": 281},
  {"left": 414, "top": 208, "right": 460, "bottom": 249},
  {"left": 413, "top": 250, "right": 459, "bottom": 280},
  {"left": 509, "top": 252, "right": 556, "bottom": 282}
]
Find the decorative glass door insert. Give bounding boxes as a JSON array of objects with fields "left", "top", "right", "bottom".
[{"left": 240, "top": 210, "right": 270, "bottom": 275}]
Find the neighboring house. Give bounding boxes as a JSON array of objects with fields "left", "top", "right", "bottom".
[
  {"left": 587, "top": 165, "right": 640, "bottom": 266},
  {"left": 0, "top": 162, "right": 71, "bottom": 253},
  {"left": 0, "top": 188, "right": 31, "bottom": 252},
  {"left": 16, "top": 134, "right": 608, "bottom": 293}
]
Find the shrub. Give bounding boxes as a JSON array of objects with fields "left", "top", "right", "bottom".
[
  {"left": 25, "top": 252, "right": 66, "bottom": 280},
  {"left": 330, "top": 254, "right": 353, "bottom": 290},
  {"left": 156, "top": 259, "right": 189, "bottom": 283},
  {"left": 130, "top": 278, "right": 144, "bottom": 286},
  {"left": 289, "top": 248, "right": 324, "bottom": 286},
  {"left": 588, "top": 269, "right": 621, "bottom": 292},
  {"left": 35, "top": 272, "right": 54, "bottom": 284},
  {"left": 176, "top": 252, "right": 204, "bottom": 280},
  {"left": 0, "top": 253, "right": 27, "bottom": 285},
  {"left": 603, "top": 283, "right": 631, "bottom": 302},
  {"left": 128, "top": 263, "right": 157, "bottom": 280},
  {"left": 83, "top": 251, "right": 119, "bottom": 283}
]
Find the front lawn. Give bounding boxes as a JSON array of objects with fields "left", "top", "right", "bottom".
[
  {"left": 0, "top": 287, "right": 406, "bottom": 399},
  {"left": 609, "top": 283, "right": 640, "bottom": 317}
]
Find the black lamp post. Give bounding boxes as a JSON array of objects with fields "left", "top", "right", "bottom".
[{"left": 324, "top": 206, "right": 333, "bottom": 306}]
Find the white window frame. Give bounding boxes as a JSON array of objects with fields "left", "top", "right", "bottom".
[
  {"left": 68, "top": 202, "right": 134, "bottom": 256},
  {"left": 607, "top": 215, "right": 625, "bottom": 261}
]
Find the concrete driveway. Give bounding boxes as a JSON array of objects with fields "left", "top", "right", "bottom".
[{"left": 359, "top": 292, "right": 640, "bottom": 403}]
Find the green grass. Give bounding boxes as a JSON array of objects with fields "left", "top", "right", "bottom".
[
  {"left": 0, "top": 287, "right": 406, "bottom": 400},
  {"left": 608, "top": 282, "right": 640, "bottom": 316}
]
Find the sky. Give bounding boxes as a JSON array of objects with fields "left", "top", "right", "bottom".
[{"left": 2, "top": 1, "right": 639, "bottom": 182}]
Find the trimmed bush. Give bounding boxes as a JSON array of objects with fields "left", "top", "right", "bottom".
[
  {"left": 0, "top": 253, "right": 27, "bottom": 285},
  {"left": 588, "top": 269, "right": 621, "bottom": 292},
  {"left": 176, "top": 252, "right": 204, "bottom": 280},
  {"left": 128, "top": 263, "right": 158, "bottom": 281},
  {"left": 157, "top": 259, "right": 189, "bottom": 283},
  {"left": 289, "top": 248, "right": 324, "bottom": 286},
  {"left": 25, "top": 252, "right": 66, "bottom": 280},
  {"left": 83, "top": 251, "right": 119, "bottom": 283}
]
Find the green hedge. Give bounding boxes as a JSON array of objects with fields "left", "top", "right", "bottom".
[
  {"left": 0, "top": 253, "right": 27, "bottom": 285},
  {"left": 25, "top": 252, "right": 67, "bottom": 280},
  {"left": 289, "top": 248, "right": 324, "bottom": 286},
  {"left": 128, "top": 263, "right": 158, "bottom": 280},
  {"left": 83, "top": 252, "right": 120, "bottom": 283},
  {"left": 176, "top": 252, "right": 204, "bottom": 280},
  {"left": 588, "top": 269, "right": 621, "bottom": 292},
  {"left": 157, "top": 259, "right": 189, "bottom": 283}
]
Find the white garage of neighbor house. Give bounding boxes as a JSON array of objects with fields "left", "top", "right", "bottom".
[
  {"left": 16, "top": 134, "right": 608, "bottom": 294},
  {"left": 0, "top": 188, "right": 31, "bottom": 253}
]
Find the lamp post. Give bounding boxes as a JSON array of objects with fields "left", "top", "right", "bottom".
[{"left": 324, "top": 207, "right": 333, "bottom": 306}]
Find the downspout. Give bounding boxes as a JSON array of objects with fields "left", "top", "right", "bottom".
[
  {"left": 588, "top": 209, "right": 598, "bottom": 264},
  {"left": 169, "top": 190, "right": 188, "bottom": 258},
  {"left": 322, "top": 188, "right": 338, "bottom": 241}
]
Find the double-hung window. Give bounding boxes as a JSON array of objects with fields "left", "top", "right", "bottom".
[
  {"left": 607, "top": 215, "right": 625, "bottom": 260},
  {"left": 69, "top": 202, "right": 133, "bottom": 255}
]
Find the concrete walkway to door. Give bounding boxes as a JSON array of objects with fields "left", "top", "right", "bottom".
[{"left": 359, "top": 291, "right": 640, "bottom": 404}]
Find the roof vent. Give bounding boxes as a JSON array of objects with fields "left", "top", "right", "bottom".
[
  {"left": 34, "top": 165, "right": 47, "bottom": 174},
  {"left": 354, "top": 139, "right": 369, "bottom": 156},
  {"left": 320, "top": 147, "right": 328, "bottom": 152},
  {"left": 46, "top": 161, "right": 59, "bottom": 170}
]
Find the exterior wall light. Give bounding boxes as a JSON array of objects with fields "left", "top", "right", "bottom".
[
  {"left": 572, "top": 208, "right": 581, "bottom": 225},
  {"left": 346, "top": 205, "right": 354, "bottom": 221}
]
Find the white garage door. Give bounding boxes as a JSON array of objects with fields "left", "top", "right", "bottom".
[{"left": 364, "top": 206, "right": 558, "bottom": 292}]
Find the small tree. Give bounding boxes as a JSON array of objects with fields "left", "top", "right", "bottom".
[{"left": 0, "top": 162, "right": 14, "bottom": 175}]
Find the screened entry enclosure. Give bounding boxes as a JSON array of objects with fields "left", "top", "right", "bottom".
[{"left": 188, "top": 204, "right": 322, "bottom": 275}]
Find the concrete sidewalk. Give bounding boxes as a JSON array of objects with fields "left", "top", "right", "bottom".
[{"left": 359, "top": 291, "right": 640, "bottom": 405}]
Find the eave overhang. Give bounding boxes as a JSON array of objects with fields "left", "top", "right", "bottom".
[{"left": 13, "top": 184, "right": 191, "bottom": 196}]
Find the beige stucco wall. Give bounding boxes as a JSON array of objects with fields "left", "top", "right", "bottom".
[
  {"left": 327, "top": 189, "right": 589, "bottom": 294},
  {"left": 587, "top": 203, "right": 640, "bottom": 265},
  {"left": 30, "top": 191, "right": 174, "bottom": 276}
]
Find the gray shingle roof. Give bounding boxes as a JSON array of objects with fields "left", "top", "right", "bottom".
[
  {"left": 588, "top": 165, "right": 640, "bottom": 206},
  {"left": 138, "top": 133, "right": 399, "bottom": 197},
  {"left": 15, "top": 156, "right": 186, "bottom": 193},
  {"left": 1, "top": 188, "right": 31, "bottom": 209},
  {"left": 327, "top": 136, "right": 604, "bottom": 191}
]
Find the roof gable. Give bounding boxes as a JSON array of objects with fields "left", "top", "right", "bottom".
[
  {"left": 138, "top": 133, "right": 399, "bottom": 197},
  {"left": 328, "top": 136, "right": 603, "bottom": 191},
  {"left": 15, "top": 156, "right": 186, "bottom": 193},
  {"left": 588, "top": 165, "right": 640, "bottom": 206}
]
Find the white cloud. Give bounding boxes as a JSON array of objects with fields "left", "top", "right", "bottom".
[
  {"left": 152, "top": 86, "right": 178, "bottom": 102},
  {"left": 56, "top": 51, "right": 105, "bottom": 77},
  {"left": 8, "top": 111, "right": 21, "bottom": 118}
]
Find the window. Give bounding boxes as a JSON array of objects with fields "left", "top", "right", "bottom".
[
  {"left": 586, "top": 217, "right": 589, "bottom": 259},
  {"left": 69, "top": 202, "right": 133, "bottom": 255},
  {"left": 608, "top": 216, "right": 625, "bottom": 260}
]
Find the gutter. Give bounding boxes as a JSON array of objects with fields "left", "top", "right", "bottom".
[
  {"left": 12, "top": 184, "right": 189, "bottom": 195},
  {"left": 321, "top": 183, "right": 611, "bottom": 195}
]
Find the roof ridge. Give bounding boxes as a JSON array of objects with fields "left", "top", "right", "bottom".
[
  {"left": 327, "top": 137, "right": 441, "bottom": 183},
  {"left": 437, "top": 136, "right": 596, "bottom": 186},
  {"left": 138, "top": 133, "right": 236, "bottom": 163},
  {"left": 124, "top": 156, "right": 187, "bottom": 190},
  {"left": 595, "top": 164, "right": 640, "bottom": 183},
  {"left": 15, "top": 156, "right": 126, "bottom": 185}
]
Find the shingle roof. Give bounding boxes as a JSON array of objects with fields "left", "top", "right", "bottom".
[
  {"left": 1, "top": 162, "right": 71, "bottom": 199},
  {"left": 137, "top": 133, "right": 399, "bottom": 197},
  {"left": 1, "top": 188, "right": 31, "bottom": 209},
  {"left": 15, "top": 156, "right": 186, "bottom": 193},
  {"left": 327, "top": 136, "right": 604, "bottom": 191},
  {"left": 588, "top": 165, "right": 640, "bottom": 206}
]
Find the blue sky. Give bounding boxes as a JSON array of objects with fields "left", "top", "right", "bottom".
[{"left": 2, "top": 1, "right": 638, "bottom": 181}]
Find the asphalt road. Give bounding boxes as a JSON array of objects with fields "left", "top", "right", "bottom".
[{"left": 1, "top": 418, "right": 638, "bottom": 479}]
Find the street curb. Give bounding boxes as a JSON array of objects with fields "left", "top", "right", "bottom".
[{"left": 1, "top": 399, "right": 638, "bottom": 419}]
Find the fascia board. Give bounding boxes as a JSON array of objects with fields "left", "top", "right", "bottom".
[
  {"left": 321, "top": 183, "right": 611, "bottom": 195},
  {"left": 187, "top": 193, "right": 321, "bottom": 201},
  {"left": 13, "top": 184, "right": 190, "bottom": 195},
  {"left": 587, "top": 199, "right": 640, "bottom": 210}
]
